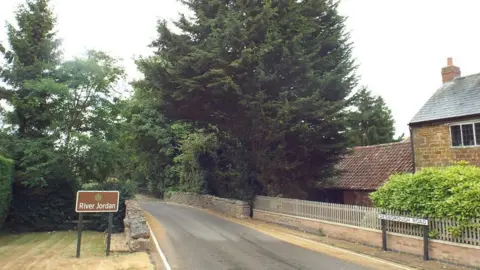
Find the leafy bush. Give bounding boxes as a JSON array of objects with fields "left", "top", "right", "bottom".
[
  {"left": 0, "top": 155, "right": 13, "bottom": 229},
  {"left": 173, "top": 130, "right": 218, "bottom": 194},
  {"left": 81, "top": 179, "right": 137, "bottom": 233},
  {"left": 370, "top": 162, "right": 480, "bottom": 220}
]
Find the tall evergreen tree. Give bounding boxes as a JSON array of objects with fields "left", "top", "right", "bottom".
[
  {"left": 137, "top": 0, "right": 356, "bottom": 198},
  {"left": 0, "top": 0, "right": 61, "bottom": 137},
  {"left": 346, "top": 87, "right": 399, "bottom": 146}
]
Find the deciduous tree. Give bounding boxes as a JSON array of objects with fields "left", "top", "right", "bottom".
[{"left": 0, "top": 0, "right": 131, "bottom": 230}]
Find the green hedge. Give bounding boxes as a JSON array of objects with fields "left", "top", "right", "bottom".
[
  {"left": 0, "top": 155, "right": 13, "bottom": 229},
  {"left": 370, "top": 161, "right": 480, "bottom": 219},
  {"left": 7, "top": 183, "right": 77, "bottom": 232},
  {"left": 7, "top": 179, "right": 136, "bottom": 232},
  {"left": 81, "top": 179, "right": 137, "bottom": 233}
]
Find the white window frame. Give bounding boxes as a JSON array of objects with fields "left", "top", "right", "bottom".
[{"left": 449, "top": 120, "right": 480, "bottom": 148}]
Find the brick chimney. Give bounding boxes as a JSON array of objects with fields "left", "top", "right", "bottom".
[{"left": 441, "top": 57, "right": 461, "bottom": 83}]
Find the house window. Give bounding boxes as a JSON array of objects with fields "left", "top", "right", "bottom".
[
  {"left": 451, "top": 125, "right": 462, "bottom": 146},
  {"left": 450, "top": 122, "right": 480, "bottom": 147},
  {"left": 476, "top": 123, "right": 480, "bottom": 145}
]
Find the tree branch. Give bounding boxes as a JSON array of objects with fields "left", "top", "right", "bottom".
[{"left": 0, "top": 86, "right": 13, "bottom": 102}]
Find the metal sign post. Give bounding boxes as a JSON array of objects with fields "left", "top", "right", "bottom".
[
  {"left": 378, "top": 213, "right": 429, "bottom": 261},
  {"left": 75, "top": 190, "right": 120, "bottom": 258},
  {"left": 76, "top": 213, "right": 83, "bottom": 258},
  {"left": 423, "top": 224, "right": 429, "bottom": 260},
  {"left": 381, "top": 216, "right": 387, "bottom": 251},
  {"left": 106, "top": 212, "right": 113, "bottom": 256}
]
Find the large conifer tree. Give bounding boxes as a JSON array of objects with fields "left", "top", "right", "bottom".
[
  {"left": 346, "top": 87, "right": 399, "bottom": 146},
  {"left": 138, "top": 0, "right": 356, "bottom": 198},
  {"left": 0, "top": 0, "right": 61, "bottom": 137}
]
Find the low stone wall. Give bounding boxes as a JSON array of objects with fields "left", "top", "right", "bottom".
[
  {"left": 124, "top": 200, "right": 150, "bottom": 252},
  {"left": 253, "top": 209, "right": 480, "bottom": 268},
  {"left": 165, "top": 192, "right": 251, "bottom": 218}
]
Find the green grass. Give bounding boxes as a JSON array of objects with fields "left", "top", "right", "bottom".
[
  {"left": 0, "top": 230, "right": 153, "bottom": 270},
  {"left": 0, "top": 231, "right": 104, "bottom": 260}
]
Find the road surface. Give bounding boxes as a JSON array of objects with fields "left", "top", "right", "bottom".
[{"left": 141, "top": 201, "right": 373, "bottom": 270}]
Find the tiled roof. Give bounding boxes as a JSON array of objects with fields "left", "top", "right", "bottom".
[
  {"left": 328, "top": 141, "right": 413, "bottom": 190},
  {"left": 410, "top": 73, "right": 480, "bottom": 124}
]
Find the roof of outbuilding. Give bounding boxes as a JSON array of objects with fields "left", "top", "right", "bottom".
[
  {"left": 327, "top": 141, "right": 413, "bottom": 190},
  {"left": 410, "top": 73, "right": 480, "bottom": 124}
]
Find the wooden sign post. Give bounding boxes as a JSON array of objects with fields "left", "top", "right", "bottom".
[
  {"left": 378, "top": 213, "right": 429, "bottom": 260},
  {"left": 75, "top": 190, "right": 120, "bottom": 258}
]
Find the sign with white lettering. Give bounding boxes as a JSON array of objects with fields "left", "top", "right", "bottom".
[
  {"left": 75, "top": 191, "right": 119, "bottom": 213},
  {"left": 378, "top": 214, "right": 428, "bottom": 226}
]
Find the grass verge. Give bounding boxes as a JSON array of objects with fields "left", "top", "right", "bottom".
[{"left": 0, "top": 230, "right": 154, "bottom": 270}]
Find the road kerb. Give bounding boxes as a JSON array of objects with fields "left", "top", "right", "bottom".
[
  {"left": 224, "top": 217, "right": 415, "bottom": 270},
  {"left": 278, "top": 231, "right": 414, "bottom": 270}
]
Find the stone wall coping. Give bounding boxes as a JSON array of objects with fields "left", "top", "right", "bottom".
[
  {"left": 429, "top": 237, "right": 480, "bottom": 250},
  {"left": 166, "top": 192, "right": 251, "bottom": 218},
  {"left": 168, "top": 192, "right": 249, "bottom": 205}
]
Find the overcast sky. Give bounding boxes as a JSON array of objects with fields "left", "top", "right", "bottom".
[{"left": 1, "top": 0, "right": 480, "bottom": 136}]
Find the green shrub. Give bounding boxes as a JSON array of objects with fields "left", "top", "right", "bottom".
[
  {"left": 7, "top": 179, "right": 136, "bottom": 233},
  {"left": 0, "top": 155, "right": 13, "bottom": 229},
  {"left": 81, "top": 179, "right": 137, "bottom": 233},
  {"left": 173, "top": 131, "right": 217, "bottom": 194},
  {"left": 370, "top": 162, "right": 480, "bottom": 220}
]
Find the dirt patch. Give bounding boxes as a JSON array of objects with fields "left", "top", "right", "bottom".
[
  {"left": 0, "top": 230, "right": 154, "bottom": 270},
  {"left": 109, "top": 233, "right": 129, "bottom": 253}
]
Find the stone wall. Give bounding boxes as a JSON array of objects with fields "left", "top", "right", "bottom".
[
  {"left": 124, "top": 200, "right": 150, "bottom": 252},
  {"left": 412, "top": 119, "right": 480, "bottom": 170},
  {"left": 253, "top": 209, "right": 480, "bottom": 268},
  {"left": 165, "top": 192, "right": 251, "bottom": 218}
]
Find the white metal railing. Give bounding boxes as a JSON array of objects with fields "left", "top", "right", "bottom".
[{"left": 254, "top": 195, "right": 480, "bottom": 246}]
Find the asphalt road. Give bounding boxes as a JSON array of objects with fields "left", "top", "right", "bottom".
[{"left": 141, "top": 201, "right": 372, "bottom": 270}]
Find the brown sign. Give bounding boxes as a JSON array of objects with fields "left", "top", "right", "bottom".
[{"left": 75, "top": 191, "right": 119, "bottom": 213}]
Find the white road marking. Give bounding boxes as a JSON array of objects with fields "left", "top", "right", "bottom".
[
  {"left": 279, "top": 232, "right": 413, "bottom": 270},
  {"left": 147, "top": 222, "right": 172, "bottom": 270}
]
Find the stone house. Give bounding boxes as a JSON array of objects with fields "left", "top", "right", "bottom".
[
  {"left": 409, "top": 58, "right": 480, "bottom": 171},
  {"left": 325, "top": 141, "right": 413, "bottom": 206}
]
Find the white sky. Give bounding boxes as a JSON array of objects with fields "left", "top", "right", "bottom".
[{"left": 1, "top": 0, "right": 480, "bottom": 136}]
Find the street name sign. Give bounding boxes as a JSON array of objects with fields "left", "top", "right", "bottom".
[
  {"left": 75, "top": 190, "right": 119, "bottom": 213},
  {"left": 378, "top": 214, "right": 428, "bottom": 226},
  {"left": 378, "top": 213, "right": 430, "bottom": 261}
]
